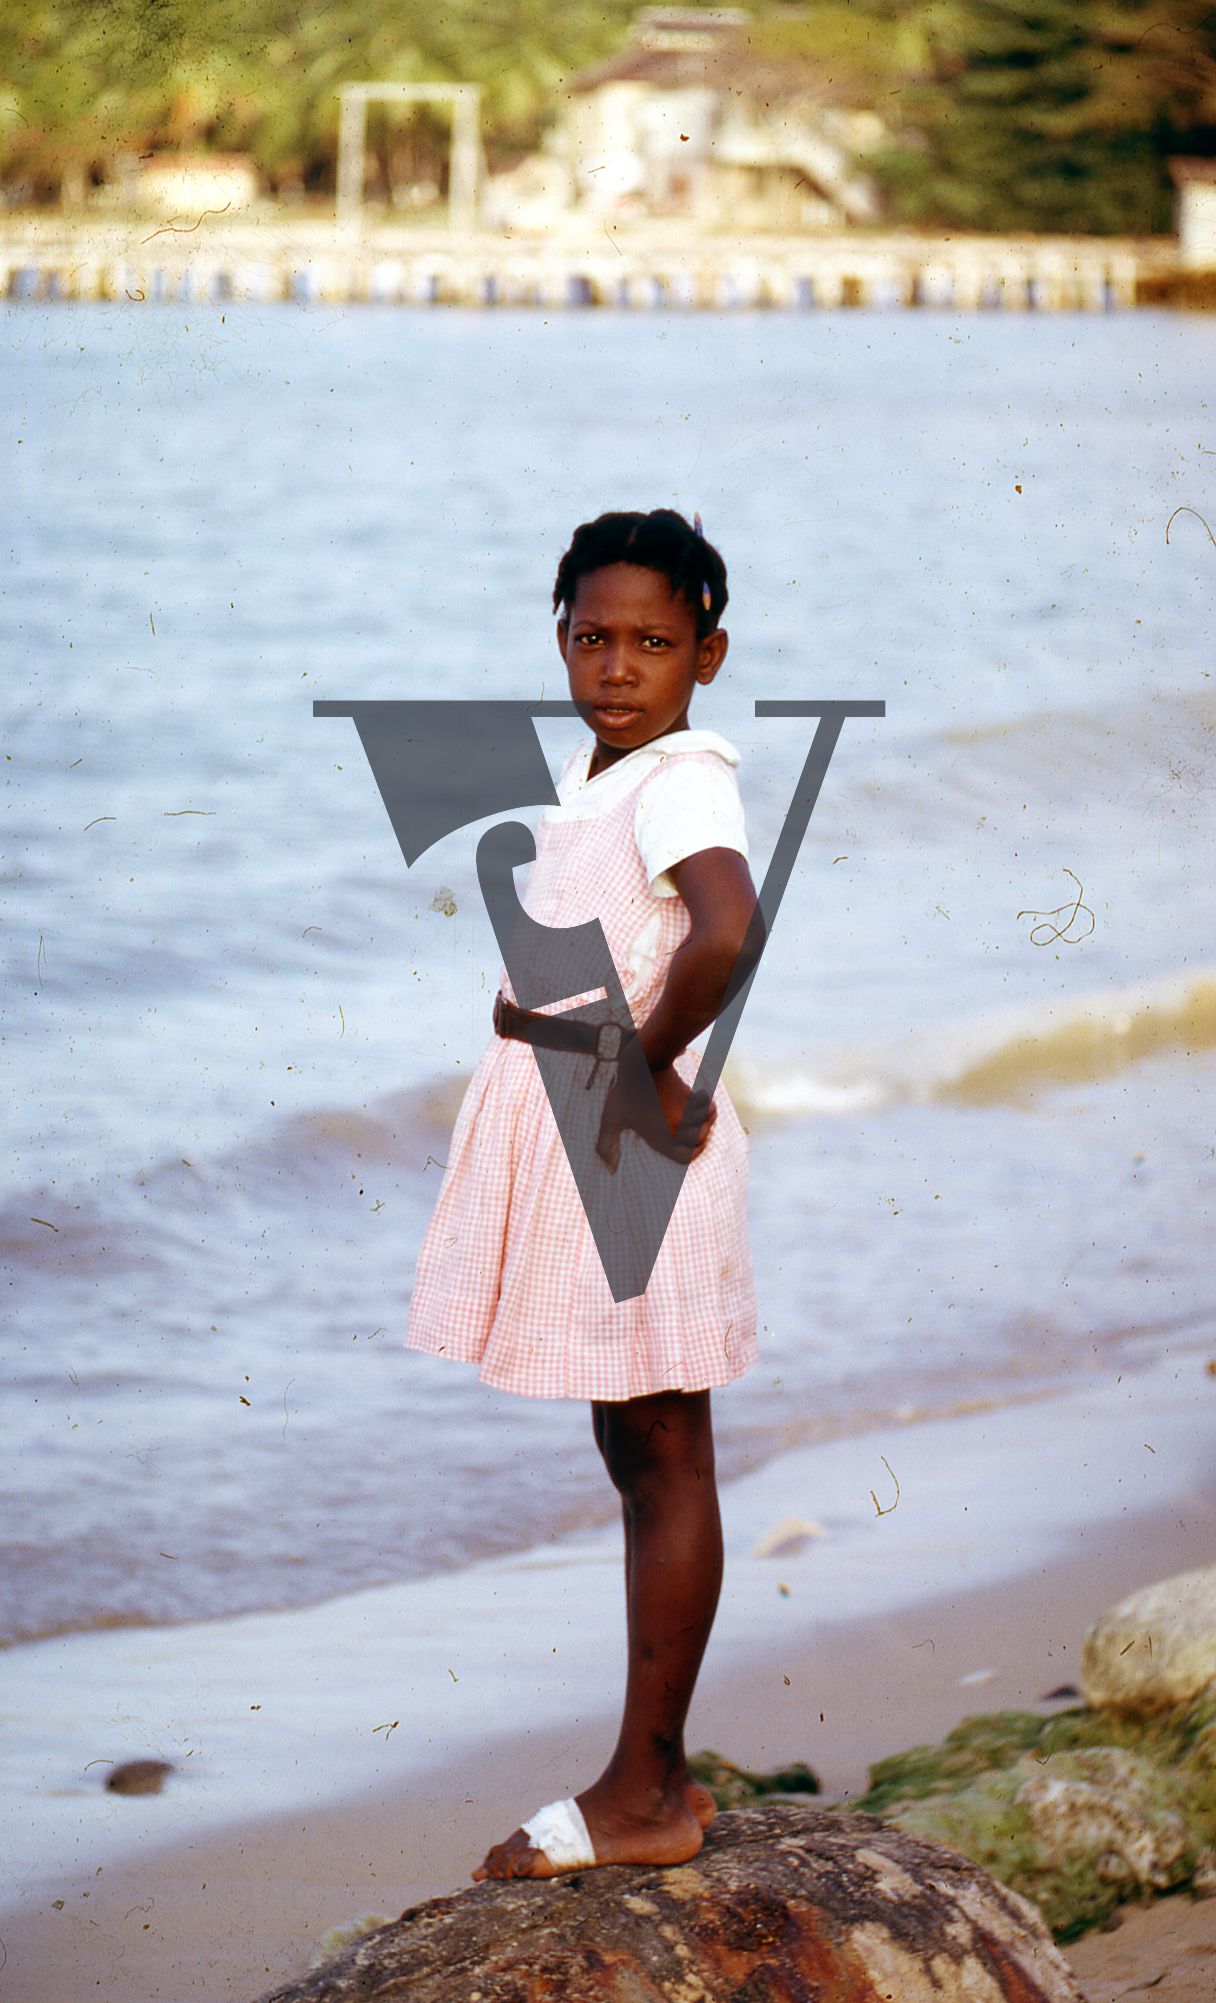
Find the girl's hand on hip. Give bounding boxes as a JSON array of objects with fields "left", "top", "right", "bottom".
[{"left": 595, "top": 1059, "right": 716, "bottom": 1173}]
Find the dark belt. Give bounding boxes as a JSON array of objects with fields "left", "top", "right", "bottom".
[{"left": 493, "top": 991, "right": 628, "bottom": 1076}]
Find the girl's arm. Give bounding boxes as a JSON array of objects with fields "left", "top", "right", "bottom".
[
  {"left": 636, "top": 847, "right": 764, "bottom": 1074},
  {"left": 597, "top": 847, "right": 765, "bottom": 1168}
]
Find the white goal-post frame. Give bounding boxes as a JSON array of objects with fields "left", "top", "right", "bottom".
[{"left": 336, "top": 82, "right": 482, "bottom": 230}]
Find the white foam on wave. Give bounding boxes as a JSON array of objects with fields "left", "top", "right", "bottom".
[
  {"left": 724, "top": 965, "right": 1216, "bottom": 1122},
  {"left": 724, "top": 1059, "right": 890, "bottom": 1119}
]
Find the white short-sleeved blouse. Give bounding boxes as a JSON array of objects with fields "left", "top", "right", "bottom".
[{"left": 546, "top": 728, "right": 749, "bottom": 897}]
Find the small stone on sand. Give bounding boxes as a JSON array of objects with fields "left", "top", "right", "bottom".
[{"left": 104, "top": 1758, "right": 174, "bottom": 1795}]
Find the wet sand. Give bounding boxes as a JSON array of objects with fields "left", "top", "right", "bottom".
[{"left": 1066, "top": 1890, "right": 1216, "bottom": 2002}]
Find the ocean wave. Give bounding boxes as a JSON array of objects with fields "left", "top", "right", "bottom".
[
  {"left": 725, "top": 967, "right": 1216, "bottom": 1118},
  {"left": 3, "top": 971, "right": 1212, "bottom": 1279},
  {"left": 825, "top": 688, "right": 1216, "bottom": 850},
  {"left": 0, "top": 1077, "right": 462, "bottom": 1281}
]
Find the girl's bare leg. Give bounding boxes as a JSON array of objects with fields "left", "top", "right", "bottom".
[
  {"left": 595, "top": 1401, "right": 717, "bottom": 1829},
  {"left": 473, "top": 1388, "right": 723, "bottom": 1880}
]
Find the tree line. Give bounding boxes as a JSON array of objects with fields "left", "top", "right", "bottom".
[
  {"left": 1, "top": 0, "right": 1213, "bottom": 231},
  {"left": 834, "top": 0, "right": 1216, "bottom": 234}
]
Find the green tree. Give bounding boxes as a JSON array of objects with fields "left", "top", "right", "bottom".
[
  {"left": 0, "top": 0, "right": 625, "bottom": 201},
  {"left": 870, "top": 0, "right": 1216, "bottom": 233},
  {"left": 1, "top": 0, "right": 1213, "bottom": 225}
]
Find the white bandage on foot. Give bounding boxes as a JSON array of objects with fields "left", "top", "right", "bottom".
[{"left": 520, "top": 1796, "right": 597, "bottom": 1869}]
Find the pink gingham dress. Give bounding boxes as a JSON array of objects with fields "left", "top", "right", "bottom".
[{"left": 406, "top": 728, "right": 758, "bottom": 1401}]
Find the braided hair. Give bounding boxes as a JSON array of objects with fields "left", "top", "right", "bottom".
[{"left": 552, "top": 509, "right": 728, "bottom": 641}]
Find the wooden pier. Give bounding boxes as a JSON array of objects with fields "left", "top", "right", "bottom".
[{"left": 0, "top": 216, "right": 1177, "bottom": 311}]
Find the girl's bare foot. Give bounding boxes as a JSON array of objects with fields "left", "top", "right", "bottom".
[
  {"left": 683, "top": 1776, "right": 717, "bottom": 1828},
  {"left": 472, "top": 1778, "right": 704, "bottom": 1882}
]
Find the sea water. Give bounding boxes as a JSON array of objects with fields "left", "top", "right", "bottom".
[{"left": 5, "top": 303, "right": 1215, "bottom": 1651}]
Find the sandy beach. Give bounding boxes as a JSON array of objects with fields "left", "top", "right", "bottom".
[{"left": 3, "top": 1346, "right": 1214, "bottom": 2002}]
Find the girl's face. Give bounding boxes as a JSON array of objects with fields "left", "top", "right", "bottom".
[{"left": 557, "top": 562, "right": 728, "bottom": 766}]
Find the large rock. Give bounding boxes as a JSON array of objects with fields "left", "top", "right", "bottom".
[
  {"left": 1081, "top": 1564, "right": 1216, "bottom": 1715},
  {"left": 851, "top": 1699, "right": 1216, "bottom": 1940},
  {"left": 875, "top": 1738, "right": 1198, "bottom": 1939},
  {"left": 255, "top": 1802, "right": 1083, "bottom": 2002},
  {"left": 1015, "top": 1747, "right": 1189, "bottom": 1890}
]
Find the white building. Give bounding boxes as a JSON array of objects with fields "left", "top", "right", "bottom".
[
  {"left": 1171, "top": 158, "right": 1216, "bottom": 269},
  {"left": 101, "top": 153, "right": 261, "bottom": 217},
  {"left": 557, "top": 8, "right": 881, "bottom": 228}
]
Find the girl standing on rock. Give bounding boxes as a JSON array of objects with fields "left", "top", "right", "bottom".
[{"left": 408, "top": 507, "right": 763, "bottom": 1880}]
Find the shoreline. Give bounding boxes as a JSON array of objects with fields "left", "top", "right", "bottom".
[
  {"left": 3, "top": 1345, "right": 1214, "bottom": 2000},
  {"left": 5, "top": 1498, "right": 1215, "bottom": 2002}
]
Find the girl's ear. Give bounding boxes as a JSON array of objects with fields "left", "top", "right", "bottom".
[
  {"left": 556, "top": 615, "right": 570, "bottom": 659},
  {"left": 697, "top": 628, "right": 729, "bottom": 682}
]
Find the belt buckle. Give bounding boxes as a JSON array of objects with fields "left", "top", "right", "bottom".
[
  {"left": 595, "top": 1021, "right": 625, "bottom": 1064},
  {"left": 584, "top": 1017, "right": 626, "bottom": 1093}
]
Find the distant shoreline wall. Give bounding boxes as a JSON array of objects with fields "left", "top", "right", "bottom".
[{"left": 0, "top": 218, "right": 1188, "bottom": 310}]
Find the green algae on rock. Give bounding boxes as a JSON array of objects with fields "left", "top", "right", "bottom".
[
  {"left": 693, "top": 1694, "right": 1216, "bottom": 1943},
  {"left": 858, "top": 1695, "right": 1216, "bottom": 1941},
  {"left": 309, "top": 1914, "right": 393, "bottom": 1969},
  {"left": 688, "top": 1747, "right": 821, "bottom": 1807}
]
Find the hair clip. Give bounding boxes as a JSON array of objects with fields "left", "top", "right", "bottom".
[{"left": 692, "top": 515, "right": 712, "bottom": 609}]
